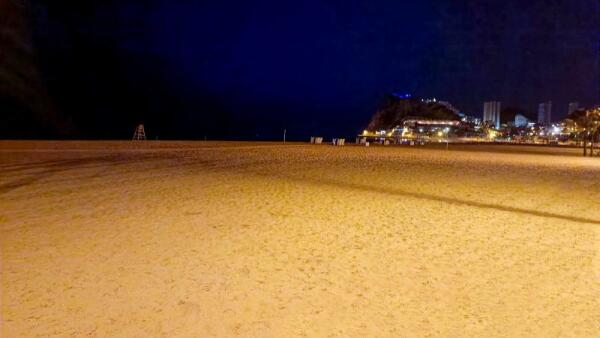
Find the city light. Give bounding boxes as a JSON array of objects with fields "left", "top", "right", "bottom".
[{"left": 3, "top": 1, "right": 600, "bottom": 336}]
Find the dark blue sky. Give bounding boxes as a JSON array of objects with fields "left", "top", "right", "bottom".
[{"left": 26, "top": 0, "right": 600, "bottom": 139}]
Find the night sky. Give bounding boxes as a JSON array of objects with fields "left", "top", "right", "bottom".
[{"left": 2, "top": 0, "right": 599, "bottom": 139}]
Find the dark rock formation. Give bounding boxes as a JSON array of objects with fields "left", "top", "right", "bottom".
[{"left": 366, "top": 95, "right": 461, "bottom": 131}]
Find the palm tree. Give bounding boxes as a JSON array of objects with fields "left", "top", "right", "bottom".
[
  {"left": 589, "top": 108, "right": 600, "bottom": 156},
  {"left": 564, "top": 108, "right": 600, "bottom": 157}
]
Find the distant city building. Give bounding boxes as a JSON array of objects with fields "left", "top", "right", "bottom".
[
  {"left": 538, "top": 101, "right": 552, "bottom": 126},
  {"left": 514, "top": 114, "right": 529, "bottom": 127},
  {"left": 568, "top": 102, "right": 579, "bottom": 115},
  {"left": 460, "top": 113, "right": 481, "bottom": 125},
  {"left": 483, "top": 101, "right": 501, "bottom": 129}
]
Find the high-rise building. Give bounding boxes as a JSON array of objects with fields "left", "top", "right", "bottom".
[
  {"left": 568, "top": 102, "right": 579, "bottom": 115},
  {"left": 483, "top": 101, "right": 501, "bottom": 129},
  {"left": 538, "top": 101, "right": 552, "bottom": 126}
]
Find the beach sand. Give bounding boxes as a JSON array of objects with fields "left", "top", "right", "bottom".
[{"left": 1, "top": 141, "right": 599, "bottom": 337}]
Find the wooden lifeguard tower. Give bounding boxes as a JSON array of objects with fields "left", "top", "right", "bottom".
[{"left": 132, "top": 124, "right": 146, "bottom": 141}]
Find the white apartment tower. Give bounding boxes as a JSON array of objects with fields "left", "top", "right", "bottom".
[
  {"left": 483, "top": 101, "right": 501, "bottom": 129},
  {"left": 538, "top": 101, "right": 552, "bottom": 126}
]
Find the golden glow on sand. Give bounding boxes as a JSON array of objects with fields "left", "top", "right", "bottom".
[{"left": 1, "top": 141, "right": 599, "bottom": 336}]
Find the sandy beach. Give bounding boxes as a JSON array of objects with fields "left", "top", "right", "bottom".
[{"left": 1, "top": 141, "right": 599, "bottom": 337}]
